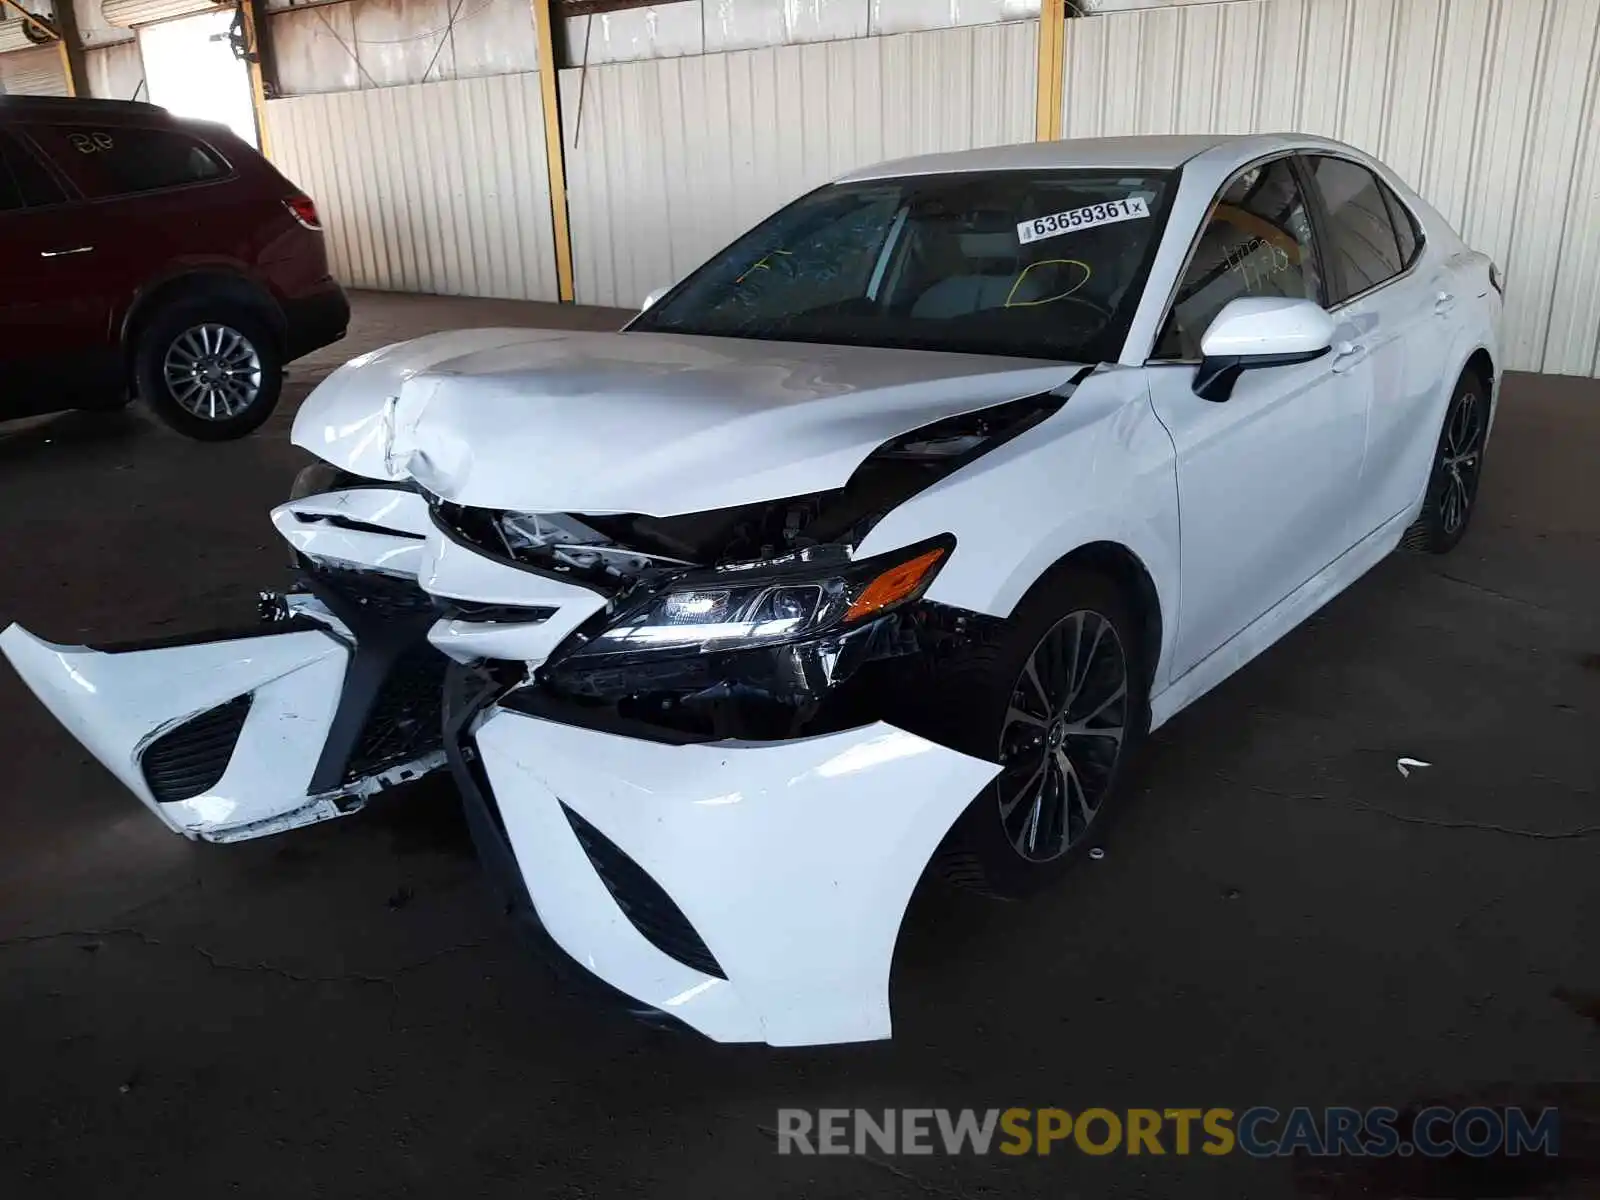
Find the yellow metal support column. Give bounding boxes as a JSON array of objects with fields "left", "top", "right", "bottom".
[
  {"left": 55, "top": 40, "right": 75, "bottom": 94},
  {"left": 239, "top": 0, "right": 274, "bottom": 160},
  {"left": 530, "top": 0, "right": 576, "bottom": 303},
  {"left": 53, "top": 0, "right": 85, "bottom": 97},
  {"left": 1035, "top": 0, "right": 1066, "bottom": 143}
]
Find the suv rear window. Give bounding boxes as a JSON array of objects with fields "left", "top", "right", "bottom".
[
  {"left": 25, "top": 125, "right": 227, "bottom": 199},
  {"left": 0, "top": 131, "right": 65, "bottom": 210}
]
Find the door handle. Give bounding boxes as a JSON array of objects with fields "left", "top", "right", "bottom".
[
  {"left": 1434, "top": 290, "right": 1456, "bottom": 315},
  {"left": 40, "top": 245, "right": 94, "bottom": 258},
  {"left": 1330, "top": 340, "right": 1367, "bottom": 372}
]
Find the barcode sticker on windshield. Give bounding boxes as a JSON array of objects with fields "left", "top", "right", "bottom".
[{"left": 1018, "top": 196, "right": 1150, "bottom": 244}]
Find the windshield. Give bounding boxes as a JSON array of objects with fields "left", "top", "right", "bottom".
[{"left": 631, "top": 169, "right": 1177, "bottom": 362}]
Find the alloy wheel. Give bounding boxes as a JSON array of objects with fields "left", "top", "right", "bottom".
[
  {"left": 996, "top": 610, "right": 1129, "bottom": 863},
  {"left": 162, "top": 324, "right": 263, "bottom": 421},
  {"left": 1440, "top": 386, "right": 1485, "bottom": 535}
]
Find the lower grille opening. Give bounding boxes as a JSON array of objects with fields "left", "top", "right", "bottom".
[
  {"left": 141, "top": 695, "right": 252, "bottom": 803},
  {"left": 342, "top": 642, "right": 450, "bottom": 785},
  {"left": 297, "top": 560, "right": 449, "bottom": 792},
  {"left": 560, "top": 803, "right": 726, "bottom": 980}
]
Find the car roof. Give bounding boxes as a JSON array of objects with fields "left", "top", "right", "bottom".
[
  {"left": 0, "top": 94, "right": 256, "bottom": 154},
  {"left": 0, "top": 94, "right": 164, "bottom": 116},
  {"left": 0, "top": 95, "right": 173, "bottom": 126},
  {"left": 834, "top": 132, "right": 1348, "bottom": 182}
]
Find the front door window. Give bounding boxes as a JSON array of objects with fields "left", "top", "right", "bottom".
[{"left": 1154, "top": 156, "right": 1323, "bottom": 360}]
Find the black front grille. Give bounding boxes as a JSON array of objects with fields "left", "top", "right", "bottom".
[
  {"left": 343, "top": 641, "right": 449, "bottom": 784},
  {"left": 299, "top": 560, "right": 449, "bottom": 794},
  {"left": 561, "top": 803, "right": 726, "bottom": 979},
  {"left": 141, "top": 695, "right": 252, "bottom": 803}
]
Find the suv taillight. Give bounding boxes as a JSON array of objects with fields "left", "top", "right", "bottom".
[
  {"left": 1489, "top": 261, "right": 1504, "bottom": 296},
  {"left": 284, "top": 195, "right": 321, "bottom": 231}
]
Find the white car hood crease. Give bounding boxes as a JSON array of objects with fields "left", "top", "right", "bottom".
[{"left": 292, "top": 328, "right": 1083, "bottom": 517}]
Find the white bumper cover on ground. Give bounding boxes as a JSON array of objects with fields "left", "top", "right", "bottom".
[
  {"left": 474, "top": 710, "right": 1001, "bottom": 1046},
  {"left": 0, "top": 623, "right": 351, "bottom": 841}
]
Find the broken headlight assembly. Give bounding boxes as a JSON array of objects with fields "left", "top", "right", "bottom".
[{"left": 555, "top": 537, "right": 954, "bottom": 665}]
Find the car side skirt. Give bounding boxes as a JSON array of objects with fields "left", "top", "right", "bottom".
[{"left": 1149, "top": 503, "right": 1415, "bottom": 729}]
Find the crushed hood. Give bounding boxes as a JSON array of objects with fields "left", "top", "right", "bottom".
[{"left": 291, "top": 328, "right": 1081, "bottom": 516}]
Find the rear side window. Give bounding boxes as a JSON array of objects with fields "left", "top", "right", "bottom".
[
  {"left": 0, "top": 131, "right": 66, "bottom": 210},
  {"left": 0, "top": 141, "right": 23, "bottom": 213},
  {"left": 26, "top": 125, "right": 227, "bottom": 199},
  {"left": 1384, "top": 186, "right": 1422, "bottom": 269},
  {"left": 1304, "top": 155, "right": 1405, "bottom": 302}
]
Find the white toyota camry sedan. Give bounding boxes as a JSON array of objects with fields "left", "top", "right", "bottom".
[{"left": 3, "top": 133, "right": 1500, "bottom": 1046}]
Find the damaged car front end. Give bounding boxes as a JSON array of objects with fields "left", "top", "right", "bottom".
[
  {"left": 433, "top": 388, "right": 1065, "bottom": 745},
  {"left": 5, "top": 164, "right": 1177, "bottom": 1044},
  {"left": 1, "top": 368, "right": 1082, "bottom": 1044}
]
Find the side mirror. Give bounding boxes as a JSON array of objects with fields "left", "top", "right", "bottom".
[
  {"left": 641, "top": 285, "right": 670, "bottom": 312},
  {"left": 1192, "top": 296, "right": 1335, "bottom": 402}
]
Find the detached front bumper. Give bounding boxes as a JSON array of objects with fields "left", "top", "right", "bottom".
[
  {"left": 0, "top": 552, "right": 453, "bottom": 844},
  {"left": 0, "top": 620, "right": 354, "bottom": 841},
  {"left": 447, "top": 670, "right": 1000, "bottom": 1047}
]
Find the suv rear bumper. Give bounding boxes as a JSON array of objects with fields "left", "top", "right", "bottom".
[{"left": 283, "top": 279, "right": 350, "bottom": 361}]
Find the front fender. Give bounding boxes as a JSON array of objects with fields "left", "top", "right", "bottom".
[{"left": 856, "top": 368, "right": 1180, "bottom": 689}]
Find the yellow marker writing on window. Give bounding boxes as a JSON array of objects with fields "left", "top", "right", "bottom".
[
  {"left": 735, "top": 249, "right": 793, "bottom": 285},
  {"left": 1005, "top": 259, "right": 1093, "bottom": 308}
]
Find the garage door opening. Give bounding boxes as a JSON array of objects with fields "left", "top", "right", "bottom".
[{"left": 138, "top": 8, "right": 256, "bottom": 148}]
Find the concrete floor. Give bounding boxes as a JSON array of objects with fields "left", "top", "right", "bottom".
[{"left": 1, "top": 291, "right": 1596, "bottom": 1198}]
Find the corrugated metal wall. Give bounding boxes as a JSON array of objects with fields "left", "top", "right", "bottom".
[
  {"left": 1061, "top": 0, "right": 1600, "bottom": 377},
  {"left": 262, "top": 71, "right": 561, "bottom": 301},
  {"left": 0, "top": 45, "right": 70, "bottom": 95},
  {"left": 84, "top": 38, "right": 145, "bottom": 99},
  {"left": 0, "top": 20, "right": 44, "bottom": 54},
  {"left": 74, "top": 0, "right": 139, "bottom": 49},
  {"left": 268, "top": 0, "right": 540, "bottom": 96},
  {"left": 561, "top": 19, "right": 1039, "bottom": 307},
  {"left": 563, "top": 0, "right": 1041, "bottom": 64},
  {"left": 100, "top": 0, "right": 217, "bottom": 30},
  {"left": 263, "top": 0, "right": 1042, "bottom": 95}
]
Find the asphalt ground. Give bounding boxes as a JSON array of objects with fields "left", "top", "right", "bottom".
[{"left": 2, "top": 291, "right": 1596, "bottom": 1198}]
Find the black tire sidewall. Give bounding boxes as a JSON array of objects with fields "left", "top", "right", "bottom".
[
  {"left": 134, "top": 300, "right": 283, "bottom": 441},
  {"left": 932, "top": 565, "right": 1151, "bottom": 899},
  {"left": 1419, "top": 374, "right": 1488, "bottom": 554}
]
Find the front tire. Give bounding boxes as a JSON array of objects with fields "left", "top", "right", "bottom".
[
  {"left": 133, "top": 299, "right": 283, "bottom": 441},
  {"left": 929, "top": 566, "right": 1149, "bottom": 899},
  {"left": 1404, "top": 371, "right": 1488, "bottom": 554}
]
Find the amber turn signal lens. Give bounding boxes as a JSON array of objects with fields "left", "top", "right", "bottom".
[{"left": 844, "top": 547, "right": 946, "bottom": 623}]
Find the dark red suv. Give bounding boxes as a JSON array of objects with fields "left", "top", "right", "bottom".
[{"left": 0, "top": 95, "right": 348, "bottom": 440}]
